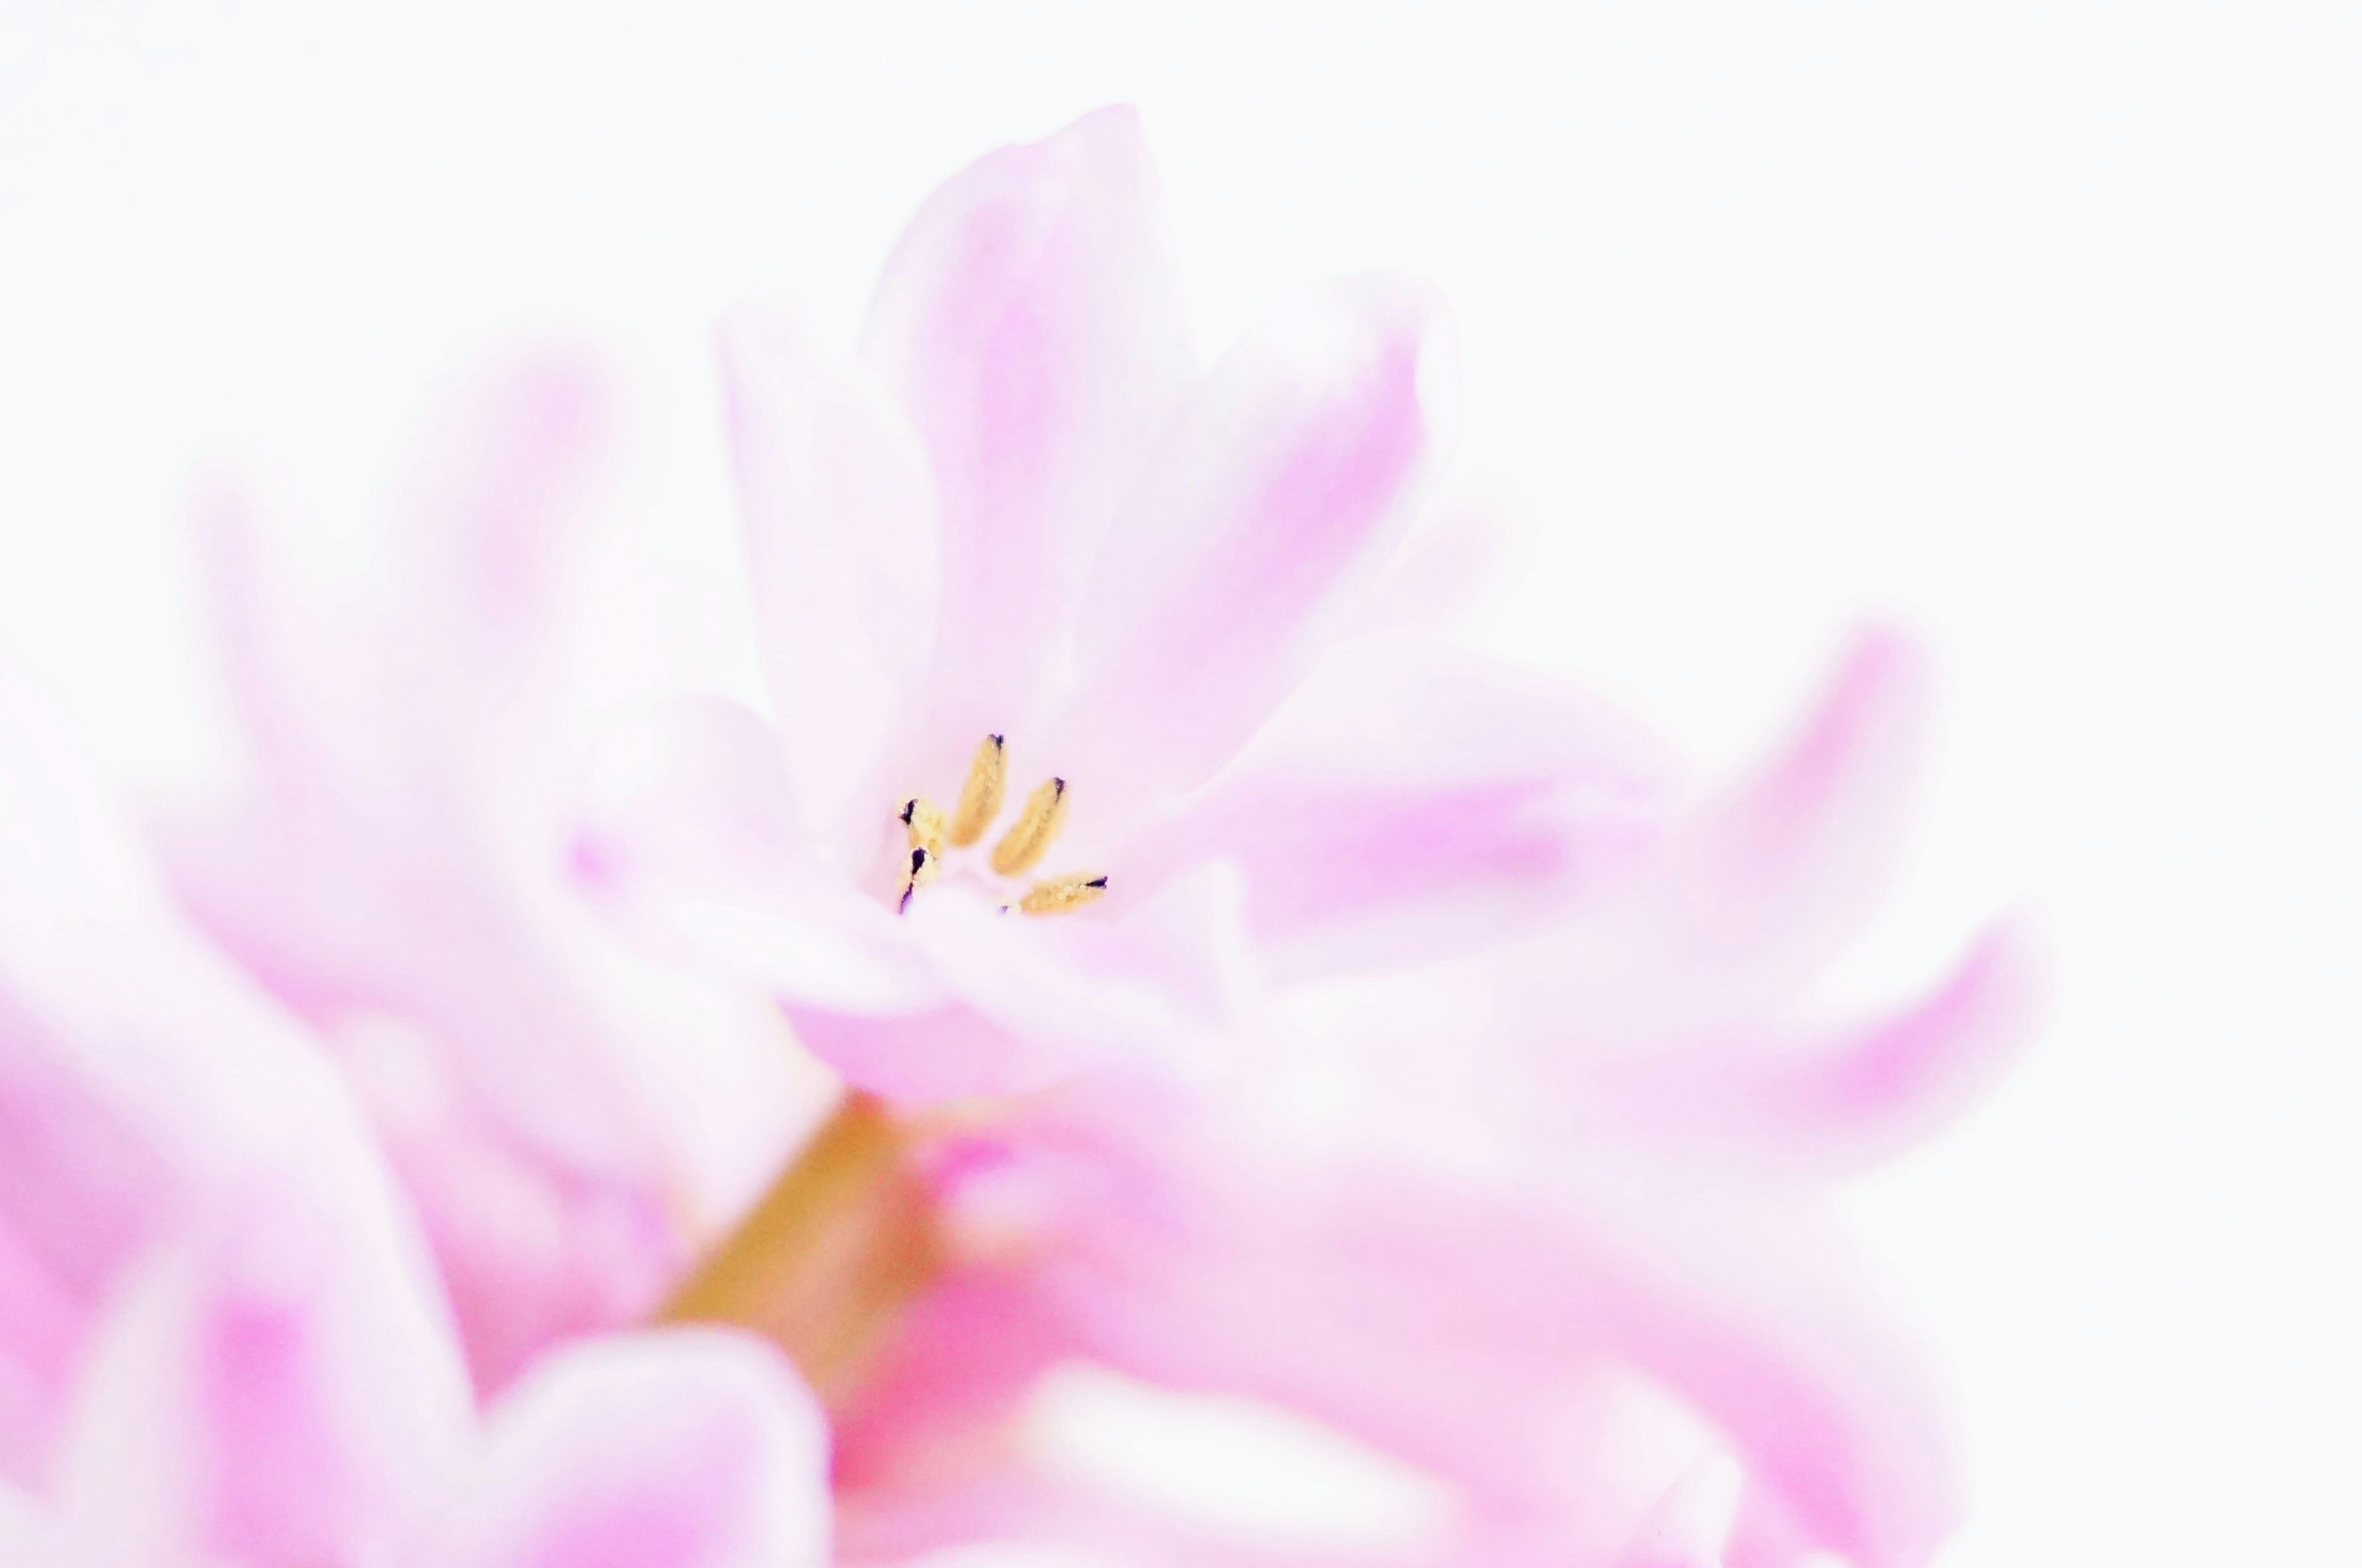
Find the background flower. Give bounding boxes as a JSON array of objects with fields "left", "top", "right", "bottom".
[{"left": 4, "top": 6, "right": 2354, "bottom": 1565}]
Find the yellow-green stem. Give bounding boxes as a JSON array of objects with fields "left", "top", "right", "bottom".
[{"left": 656, "top": 1092, "right": 941, "bottom": 1406}]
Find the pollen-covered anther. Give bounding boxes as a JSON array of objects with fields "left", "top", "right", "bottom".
[
  {"left": 1019, "top": 872, "right": 1108, "bottom": 917},
  {"left": 901, "top": 797, "right": 945, "bottom": 858},
  {"left": 897, "top": 845, "right": 936, "bottom": 914},
  {"left": 947, "top": 734, "right": 1005, "bottom": 848},
  {"left": 989, "top": 777, "right": 1067, "bottom": 877}
]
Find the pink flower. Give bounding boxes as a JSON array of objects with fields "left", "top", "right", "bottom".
[
  {"left": 0, "top": 671, "right": 832, "bottom": 1568},
  {"left": 68, "top": 100, "right": 2035, "bottom": 1568},
  {"left": 154, "top": 354, "right": 826, "bottom": 1393},
  {"left": 575, "top": 106, "right": 1648, "bottom": 1105},
  {"left": 658, "top": 643, "right": 2035, "bottom": 1568}
]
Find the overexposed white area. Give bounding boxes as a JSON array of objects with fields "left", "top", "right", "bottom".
[{"left": 2, "top": 3, "right": 2354, "bottom": 1562}]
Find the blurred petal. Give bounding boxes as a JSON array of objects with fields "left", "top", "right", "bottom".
[
  {"left": 400, "top": 346, "right": 619, "bottom": 687},
  {"left": 0, "top": 667, "right": 431, "bottom": 1482},
  {"left": 57, "top": 1166, "right": 470, "bottom": 1567},
  {"left": 1116, "top": 639, "right": 1678, "bottom": 978},
  {"left": 1663, "top": 627, "right": 1932, "bottom": 1009},
  {"left": 723, "top": 309, "right": 938, "bottom": 838},
  {"left": 863, "top": 104, "right": 1194, "bottom": 779},
  {"left": 1043, "top": 277, "right": 1442, "bottom": 831},
  {"left": 573, "top": 698, "right": 940, "bottom": 1016},
  {"left": 448, "top": 1328, "right": 829, "bottom": 1568},
  {"left": 1329, "top": 493, "right": 1505, "bottom": 643},
  {"left": 1597, "top": 921, "right": 2045, "bottom": 1178},
  {"left": 1615, "top": 1455, "right": 1743, "bottom": 1568},
  {"left": 991, "top": 1115, "right": 1955, "bottom": 1568},
  {"left": 165, "top": 362, "right": 818, "bottom": 1388}
]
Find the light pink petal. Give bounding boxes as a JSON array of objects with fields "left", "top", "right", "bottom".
[
  {"left": 723, "top": 309, "right": 939, "bottom": 840},
  {"left": 0, "top": 667, "right": 420, "bottom": 1482},
  {"left": 780, "top": 862, "right": 1252, "bottom": 1106},
  {"left": 573, "top": 698, "right": 940, "bottom": 1016},
  {"left": 166, "top": 364, "right": 823, "bottom": 1389},
  {"left": 1113, "top": 639, "right": 1679, "bottom": 979},
  {"left": 1614, "top": 1456, "right": 1743, "bottom": 1568},
  {"left": 1040, "top": 276, "right": 1444, "bottom": 838},
  {"left": 978, "top": 1107, "right": 1955, "bottom": 1568},
  {"left": 447, "top": 1328, "right": 829, "bottom": 1568},
  {"left": 397, "top": 346, "right": 619, "bottom": 691},
  {"left": 1460, "top": 628, "right": 1937, "bottom": 1059},
  {"left": 57, "top": 1163, "right": 471, "bottom": 1567},
  {"left": 1329, "top": 493, "right": 1505, "bottom": 642},
  {"left": 889, "top": 864, "right": 1255, "bottom": 1096},
  {"left": 161, "top": 352, "right": 651, "bottom": 1174},
  {"left": 1660, "top": 627, "right": 1933, "bottom": 1010},
  {"left": 862, "top": 104, "right": 1194, "bottom": 788},
  {"left": 1594, "top": 920, "right": 2045, "bottom": 1179}
]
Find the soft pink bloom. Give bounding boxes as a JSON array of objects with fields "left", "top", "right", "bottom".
[
  {"left": 801, "top": 637, "right": 2037, "bottom": 1568},
  {"left": 154, "top": 355, "right": 824, "bottom": 1393},
  {"left": 53, "top": 100, "right": 2036, "bottom": 1568},
  {"left": 0, "top": 671, "right": 830, "bottom": 1568},
  {"left": 574, "top": 106, "right": 1657, "bottom": 1105}
]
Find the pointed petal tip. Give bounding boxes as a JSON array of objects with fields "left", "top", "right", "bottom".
[{"left": 1618, "top": 1453, "right": 1744, "bottom": 1567}]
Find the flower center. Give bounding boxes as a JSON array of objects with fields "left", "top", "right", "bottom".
[{"left": 896, "top": 733, "right": 1108, "bottom": 917}]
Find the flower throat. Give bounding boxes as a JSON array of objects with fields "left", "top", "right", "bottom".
[{"left": 897, "top": 733, "right": 1107, "bottom": 916}]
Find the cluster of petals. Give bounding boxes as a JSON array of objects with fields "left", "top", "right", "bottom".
[{"left": 0, "top": 106, "right": 2036, "bottom": 1568}]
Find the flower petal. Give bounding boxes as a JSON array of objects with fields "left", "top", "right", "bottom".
[
  {"left": 862, "top": 104, "right": 1194, "bottom": 785},
  {"left": 1114, "top": 639, "right": 1679, "bottom": 979},
  {"left": 1041, "top": 276, "right": 1443, "bottom": 835},
  {"left": 573, "top": 698, "right": 941, "bottom": 1016},
  {"left": 723, "top": 309, "right": 939, "bottom": 839},
  {"left": 56, "top": 1158, "right": 471, "bottom": 1566},
  {"left": 1614, "top": 1455, "right": 1743, "bottom": 1568},
  {"left": 1660, "top": 627, "right": 1933, "bottom": 1013},
  {"left": 164, "top": 359, "right": 820, "bottom": 1393},
  {"left": 447, "top": 1328, "right": 829, "bottom": 1568},
  {"left": 1594, "top": 920, "right": 2045, "bottom": 1179},
  {"left": 0, "top": 666, "right": 424, "bottom": 1483},
  {"left": 990, "top": 1110, "right": 1956, "bottom": 1568}
]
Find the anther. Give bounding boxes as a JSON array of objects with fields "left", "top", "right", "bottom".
[
  {"left": 990, "top": 777, "right": 1067, "bottom": 877},
  {"left": 1019, "top": 872, "right": 1108, "bottom": 916},
  {"left": 898, "top": 845, "right": 934, "bottom": 914},
  {"left": 902, "top": 797, "right": 945, "bottom": 856},
  {"left": 947, "top": 734, "right": 1006, "bottom": 848}
]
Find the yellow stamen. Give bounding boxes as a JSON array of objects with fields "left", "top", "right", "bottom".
[
  {"left": 990, "top": 776, "right": 1068, "bottom": 877},
  {"left": 901, "top": 796, "right": 945, "bottom": 858},
  {"left": 1019, "top": 872, "right": 1108, "bottom": 916},
  {"left": 947, "top": 734, "right": 1006, "bottom": 848}
]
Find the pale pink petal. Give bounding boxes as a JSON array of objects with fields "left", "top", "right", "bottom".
[
  {"left": 336, "top": 1022, "right": 685, "bottom": 1393},
  {"left": 722, "top": 309, "right": 939, "bottom": 840},
  {"left": 1614, "top": 1456, "right": 1743, "bottom": 1568},
  {"left": 1040, "top": 276, "right": 1443, "bottom": 837},
  {"left": 160, "top": 353, "right": 651, "bottom": 1174},
  {"left": 1328, "top": 493, "right": 1505, "bottom": 642},
  {"left": 446, "top": 1328, "right": 828, "bottom": 1568},
  {"left": 572, "top": 699, "right": 940, "bottom": 1016},
  {"left": 885, "top": 863, "right": 1255, "bottom": 1098},
  {"left": 1457, "top": 628, "right": 1938, "bottom": 1059},
  {"left": 1660, "top": 627, "right": 1932, "bottom": 1008},
  {"left": 56, "top": 1166, "right": 471, "bottom": 1567},
  {"left": 397, "top": 346, "right": 618, "bottom": 689},
  {"left": 1594, "top": 921, "right": 2045, "bottom": 1179},
  {"left": 165, "top": 364, "right": 821, "bottom": 1389},
  {"left": 862, "top": 104, "right": 1195, "bottom": 787},
  {"left": 892, "top": 893, "right": 1198, "bottom": 1088},
  {"left": 1113, "top": 639, "right": 1679, "bottom": 979},
  {"left": 965, "top": 1107, "right": 1955, "bottom": 1568},
  {"left": 0, "top": 668, "right": 418, "bottom": 1482}
]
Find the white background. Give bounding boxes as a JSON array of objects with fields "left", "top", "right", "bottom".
[{"left": 2, "top": 3, "right": 2355, "bottom": 1563}]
